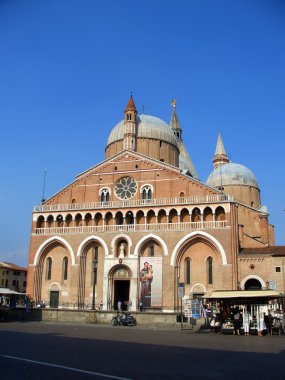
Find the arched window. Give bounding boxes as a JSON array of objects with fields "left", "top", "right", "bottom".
[
  {"left": 56, "top": 214, "right": 63, "bottom": 227},
  {"left": 46, "top": 257, "right": 52, "bottom": 280},
  {"left": 36, "top": 215, "right": 45, "bottom": 229},
  {"left": 142, "top": 186, "right": 152, "bottom": 201},
  {"left": 185, "top": 258, "right": 191, "bottom": 285},
  {"left": 63, "top": 257, "right": 68, "bottom": 280},
  {"left": 100, "top": 189, "right": 110, "bottom": 203},
  {"left": 149, "top": 244, "right": 154, "bottom": 257},
  {"left": 93, "top": 246, "right": 98, "bottom": 285},
  {"left": 207, "top": 257, "right": 213, "bottom": 285}
]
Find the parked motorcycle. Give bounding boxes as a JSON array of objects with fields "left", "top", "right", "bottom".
[{"left": 111, "top": 312, "right": 137, "bottom": 327}]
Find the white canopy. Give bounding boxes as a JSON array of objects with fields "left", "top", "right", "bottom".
[
  {"left": 208, "top": 290, "right": 284, "bottom": 299},
  {"left": 0, "top": 288, "right": 27, "bottom": 295}
]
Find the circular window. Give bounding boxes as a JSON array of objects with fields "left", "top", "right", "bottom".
[{"left": 115, "top": 177, "right": 137, "bottom": 200}]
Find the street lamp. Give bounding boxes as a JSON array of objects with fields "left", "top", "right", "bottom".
[{"left": 92, "top": 257, "right": 98, "bottom": 310}]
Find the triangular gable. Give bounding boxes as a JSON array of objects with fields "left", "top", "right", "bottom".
[{"left": 42, "top": 149, "right": 221, "bottom": 204}]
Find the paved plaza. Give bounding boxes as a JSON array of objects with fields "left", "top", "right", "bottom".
[{"left": 0, "top": 322, "right": 284, "bottom": 379}]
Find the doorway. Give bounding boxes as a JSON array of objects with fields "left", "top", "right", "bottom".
[
  {"left": 114, "top": 280, "right": 130, "bottom": 310},
  {"left": 244, "top": 278, "right": 262, "bottom": 290},
  {"left": 50, "top": 291, "right": 59, "bottom": 308}
]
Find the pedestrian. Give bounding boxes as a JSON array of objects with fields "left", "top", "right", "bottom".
[
  {"left": 264, "top": 312, "right": 273, "bottom": 335},
  {"left": 139, "top": 301, "right": 143, "bottom": 312},
  {"left": 258, "top": 312, "right": 265, "bottom": 336},
  {"left": 99, "top": 300, "right": 103, "bottom": 310},
  {"left": 214, "top": 317, "right": 220, "bottom": 334},
  {"left": 117, "top": 300, "right": 122, "bottom": 311},
  {"left": 233, "top": 309, "right": 241, "bottom": 335},
  {"left": 243, "top": 309, "right": 251, "bottom": 336},
  {"left": 210, "top": 316, "right": 216, "bottom": 332},
  {"left": 73, "top": 299, "right": 76, "bottom": 309}
]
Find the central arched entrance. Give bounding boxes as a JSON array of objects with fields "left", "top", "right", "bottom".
[
  {"left": 109, "top": 265, "right": 132, "bottom": 310},
  {"left": 244, "top": 278, "right": 262, "bottom": 290}
]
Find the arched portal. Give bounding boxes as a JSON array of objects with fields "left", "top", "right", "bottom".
[
  {"left": 108, "top": 265, "right": 132, "bottom": 311},
  {"left": 244, "top": 278, "right": 262, "bottom": 290}
]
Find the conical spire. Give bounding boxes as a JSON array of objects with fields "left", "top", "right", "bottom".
[
  {"left": 215, "top": 133, "right": 227, "bottom": 156},
  {"left": 123, "top": 95, "right": 137, "bottom": 151},
  {"left": 213, "top": 133, "right": 229, "bottom": 168},
  {"left": 170, "top": 99, "right": 198, "bottom": 178},
  {"left": 125, "top": 95, "right": 137, "bottom": 112}
]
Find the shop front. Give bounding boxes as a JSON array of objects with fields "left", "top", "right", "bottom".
[{"left": 206, "top": 290, "right": 285, "bottom": 335}]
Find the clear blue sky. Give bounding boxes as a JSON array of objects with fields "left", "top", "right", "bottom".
[{"left": 0, "top": 0, "right": 284, "bottom": 266}]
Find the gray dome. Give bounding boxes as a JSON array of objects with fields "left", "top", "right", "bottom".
[
  {"left": 107, "top": 114, "right": 178, "bottom": 148},
  {"left": 206, "top": 163, "right": 259, "bottom": 188}
]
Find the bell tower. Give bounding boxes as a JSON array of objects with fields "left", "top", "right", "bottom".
[
  {"left": 170, "top": 99, "right": 182, "bottom": 140},
  {"left": 123, "top": 95, "right": 137, "bottom": 151}
]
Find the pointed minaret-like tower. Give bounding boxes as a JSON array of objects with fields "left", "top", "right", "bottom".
[
  {"left": 170, "top": 99, "right": 182, "bottom": 140},
  {"left": 123, "top": 95, "right": 138, "bottom": 151},
  {"left": 170, "top": 99, "right": 198, "bottom": 178},
  {"left": 213, "top": 133, "right": 229, "bottom": 169}
]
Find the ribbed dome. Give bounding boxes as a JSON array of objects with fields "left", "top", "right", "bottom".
[
  {"left": 206, "top": 163, "right": 259, "bottom": 188},
  {"left": 107, "top": 114, "right": 178, "bottom": 148}
]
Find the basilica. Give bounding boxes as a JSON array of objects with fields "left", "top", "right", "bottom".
[{"left": 26, "top": 96, "right": 285, "bottom": 310}]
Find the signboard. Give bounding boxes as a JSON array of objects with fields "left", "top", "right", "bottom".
[
  {"left": 269, "top": 279, "right": 277, "bottom": 290},
  {"left": 183, "top": 299, "right": 202, "bottom": 319},
  {"left": 178, "top": 283, "right": 185, "bottom": 298},
  {"left": 139, "top": 257, "right": 162, "bottom": 307}
]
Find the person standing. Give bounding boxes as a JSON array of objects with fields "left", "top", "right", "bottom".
[
  {"left": 264, "top": 312, "right": 274, "bottom": 335},
  {"left": 258, "top": 312, "right": 265, "bottom": 336},
  {"left": 233, "top": 309, "right": 241, "bottom": 335},
  {"left": 243, "top": 309, "right": 251, "bottom": 336},
  {"left": 117, "top": 300, "right": 122, "bottom": 311}
]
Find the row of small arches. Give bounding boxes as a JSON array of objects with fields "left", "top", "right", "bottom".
[{"left": 36, "top": 206, "right": 226, "bottom": 228}]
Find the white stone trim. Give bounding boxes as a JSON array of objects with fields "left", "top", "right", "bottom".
[
  {"left": 190, "top": 283, "right": 206, "bottom": 293},
  {"left": 240, "top": 275, "right": 266, "bottom": 289},
  {"left": 170, "top": 231, "right": 227, "bottom": 266},
  {"left": 77, "top": 236, "right": 109, "bottom": 257},
  {"left": 99, "top": 186, "right": 112, "bottom": 195},
  {"left": 33, "top": 236, "right": 76, "bottom": 266},
  {"left": 140, "top": 183, "right": 154, "bottom": 193},
  {"left": 49, "top": 282, "right": 61, "bottom": 291},
  {"left": 134, "top": 234, "right": 168, "bottom": 257},
  {"left": 110, "top": 234, "right": 133, "bottom": 256}
]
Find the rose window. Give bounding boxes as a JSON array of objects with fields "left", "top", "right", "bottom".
[{"left": 115, "top": 177, "right": 137, "bottom": 200}]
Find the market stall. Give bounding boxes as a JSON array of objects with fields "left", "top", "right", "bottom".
[
  {"left": 206, "top": 290, "right": 285, "bottom": 335},
  {"left": 0, "top": 288, "right": 27, "bottom": 307}
]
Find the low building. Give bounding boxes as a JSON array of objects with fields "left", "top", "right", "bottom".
[{"left": 0, "top": 262, "right": 27, "bottom": 293}]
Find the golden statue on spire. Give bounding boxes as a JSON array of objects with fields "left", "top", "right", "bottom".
[{"left": 171, "top": 99, "right": 176, "bottom": 108}]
